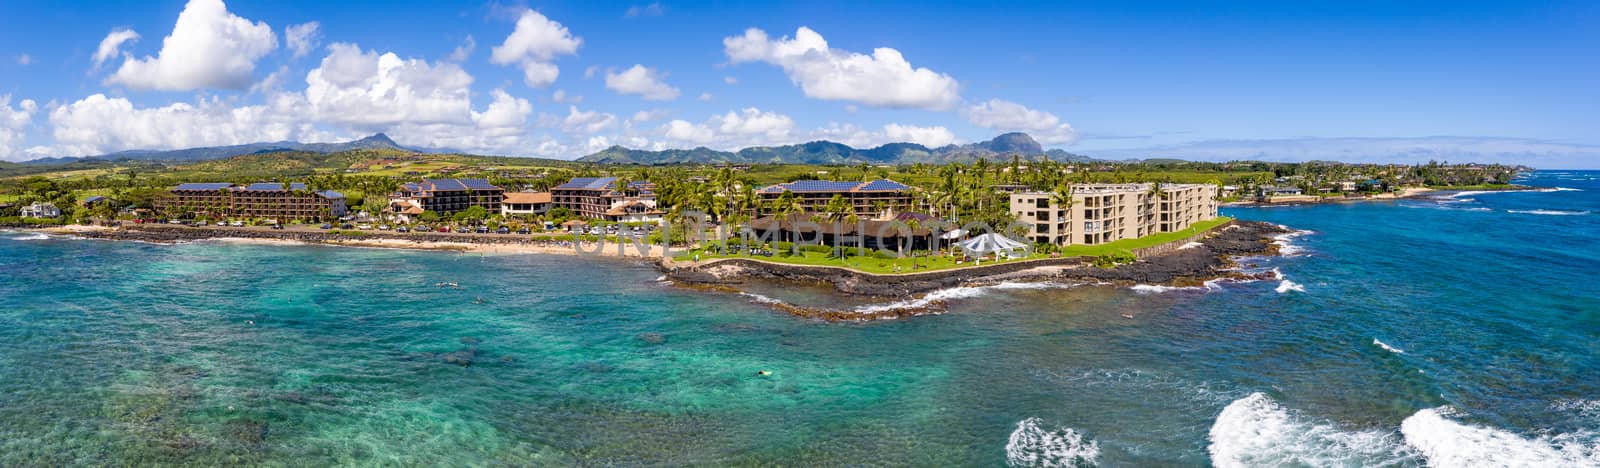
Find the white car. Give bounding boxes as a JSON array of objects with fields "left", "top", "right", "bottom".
[
  {"left": 231, "top": 221, "right": 244, "bottom": 227},
  {"left": 216, "top": 221, "right": 226, "bottom": 226}
]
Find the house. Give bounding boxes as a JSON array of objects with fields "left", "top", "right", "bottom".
[
  {"left": 603, "top": 200, "right": 664, "bottom": 223},
  {"left": 20, "top": 202, "right": 61, "bottom": 219},
  {"left": 82, "top": 195, "right": 108, "bottom": 206},
  {"left": 501, "top": 192, "right": 552, "bottom": 216}
]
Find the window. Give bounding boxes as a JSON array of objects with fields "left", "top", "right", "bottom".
[
  {"left": 1036, "top": 224, "right": 1047, "bottom": 233},
  {"left": 1035, "top": 199, "right": 1049, "bottom": 209}
]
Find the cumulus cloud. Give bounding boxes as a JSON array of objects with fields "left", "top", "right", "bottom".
[
  {"left": 304, "top": 43, "right": 475, "bottom": 127},
  {"left": 0, "top": 95, "right": 38, "bottom": 160},
  {"left": 629, "top": 109, "right": 670, "bottom": 123},
  {"left": 16, "top": 54, "right": 33, "bottom": 66},
  {"left": 723, "top": 76, "right": 738, "bottom": 85},
  {"left": 46, "top": 93, "right": 319, "bottom": 156},
  {"left": 884, "top": 123, "right": 958, "bottom": 147},
  {"left": 560, "top": 105, "right": 618, "bottom": 135},
  {"left": 1089, "top": 136, "right": 1600, "bottom": 169},
  {"left": 285, "top": 21, "right": 321, "bottom": 58},
  {"left": 698, "top": 92, "right": 714, "bottom": 101},
  {"left": 92, "top": 28, "right": 140, "bottom": 69},
  {"left": 808, "top": 122, "right": 957, "bottom": 148},
  {"left": 550, "top": 89, "right": 582, "bottom": 103},
  {"left": 723, "top": 26, "right": 960, "bottom": 110},
  {"left": 604, "top": 64, "right": 680, "bottom": 101},
  {"left": 106, "top": 0, "right": 278, "bottom": 91},
  {"left": 962, "top": 99, "right": 1076, "bottom": 144},
  {"left": 448, "top": 35, "right": 476, "bottom": 62},
  {"left": 390, "top": 88, "right": 534, "bottom": 155},
  {"left": 658, "top": 107, "right": 796, "bottom": 149},
  {"left": 490, "top": 9, "right": 581, "bottom": 88}
]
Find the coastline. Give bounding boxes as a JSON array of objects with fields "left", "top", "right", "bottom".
[
  {"left": 660, "top": 221, "right": 1292, "bottom": 320},
  {"left": 27, "top": 224, "right": 660, "bottom": 258}
]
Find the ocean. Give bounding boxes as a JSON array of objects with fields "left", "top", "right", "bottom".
[{"left": 1, "top": 170, "right": 1596, "bottom": 466}]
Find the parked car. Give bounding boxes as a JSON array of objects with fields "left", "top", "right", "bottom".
[
  {"left": 516, "top": 227, "right": 531, "bottom": 235},
  {"left": 356, "top": 224, "right": 372, "bottom": 230},
  {"left": 216, "top": 221, "right": 227, "bottom": 226},
  {"left": 270, "top": 224, "right": 285, "bottom": 230},
  {"left": 456, "top": 227, "right": 471, "bottom": 233},
  {"left": 320, "top": 223, "right": 333, "bottom": 229},
  {"left": 340, "top": 223, "right": 354, "bottom": 229},
  {"left": 231, "top": 221, "right": 244, "bottom": 227},
  {"left": 496, "top": 226, "right": 511, "bottom": 234},
  {"left": 378, "top": 225, "right": 391, "bottom": 231},
  {"left": 474, "top": 226, "right": 489, "bottom": 234},
  {"left": 396, "top": 226, "right": 410, "bottom": 233},
  {"left": 437, "top": 227, "right": 450, "bottom": 233}
]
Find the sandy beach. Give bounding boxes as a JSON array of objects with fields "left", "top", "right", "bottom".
[{"left": 37, "top": 224, "right": 672, "bottom": 258}]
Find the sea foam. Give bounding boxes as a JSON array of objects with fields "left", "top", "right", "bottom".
[
  {"left": 1006, "top": 417, "right": 1100, "bottom": 467},
  {"left": 853, "top": 281, "right": 1074, "bottom": 314},
  {"left": 1208, "top": 393, "right": 1413, "bottom": 467},
  {"left": 1400, "top": 407, "right": 1600, "bottom": 467},
  {"left": 1507, "top": 209, "right": 1589, "bottom": 216},
  {"left": 1372, "top": 339, "right": 1405, "bottom": 354},
  {"left": 1274, "top": 280, "right": 1305, "bottom": 294}
]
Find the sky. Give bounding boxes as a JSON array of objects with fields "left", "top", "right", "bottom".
[{"left": 1, "top": 0, "right": 1597, "bottom": 167}]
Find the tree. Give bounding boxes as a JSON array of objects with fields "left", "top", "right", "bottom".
[{"left": 418, "top": 210, "right": 440, "bottom": 223}]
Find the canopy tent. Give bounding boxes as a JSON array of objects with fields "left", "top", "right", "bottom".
[
  {"left": 940, "top": 228, "right": 967, "bottom": 240},
  {"left": 956, "top": 233, "right": 1030, "bottom": 260}
]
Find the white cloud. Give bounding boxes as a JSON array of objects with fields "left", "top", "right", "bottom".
[
  {"left": 247, "top": 65, "right": 291, "bottom": 95},
  {"left": 1089, "top": 136, "right": 1600, "bottom": 169},
  {"left": 390, "top": 88, "right": 534, "bottom": 155},
  {"left": 806, "top": 122, "right": 958, "bottom": 148},
  {"left": 285, "top": 21, "right": 321, "bottom": 58},
  {"left": 698, "top": 92, "right": 714, "bottom": 102},
  {"left": 551, "top": 89, "right": 582, "bottom": 103},
  {"left": 560, "top": 105, "right": 617, "bottom": 134},
  {"left": 723, "top": 26, "right": 960, "bottom": 110},
  {"left": 583, "top": 65, "right": 599, "bottom": 79},
  {"left": 884, "top": 123, "right": 958, "bottom": 147},
  {"left": 107, "top": 0, "right": 278, "bottom": 91},
  {"left": 604, "top": 64, "right": 680, "bottom": 101},
  {"left": 92, "top": 28, "right": 141, "bottom": 69},
  {"left": 490, "top": 9, "right": 581, "bottom": 88},
  {"left": 659, "top": 107, "right": 796, "bottom": 149},
  {"left": 45, "top": 93, "right": 317, "bottom": 156},
  {"left": 304, "top": 43, "right": 475, "bottom": 127},
  {"left": 723, "top": 76, "right": 738, "bottom": 85},
  {"left": 624, "top": 3, "right": 665, "bottom": 18},
  {"left": 16, "top": 54, "right": 33, "bottom": 66},
  {"left": 0, "top": 95, "right": 37, "bottom": 160},
  {"left": 629, "top": 109, "right": 670, "bottom": 123},
  {"left": 962, "top": 99, "right": 1076, "bottom": 144},
  {"left": 448, "top": 35, "right": 476, "bottom": 62}
]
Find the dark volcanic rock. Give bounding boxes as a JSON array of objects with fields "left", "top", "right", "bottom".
[{"left": 440, "top": 348, "right": 479, "bottom": 367}]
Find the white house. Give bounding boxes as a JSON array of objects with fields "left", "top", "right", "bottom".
[
  {"left": 20, "top": 202, "right": 61, "bottom": 219},
  {"left": 501, "top": 192, "right": 552, "bottom": 216}
]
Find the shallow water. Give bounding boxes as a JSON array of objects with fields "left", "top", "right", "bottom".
[{"left": 1, "top": 171, "right": 1596, "bottom": 465}]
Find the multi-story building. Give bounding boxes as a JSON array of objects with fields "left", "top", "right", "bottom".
[
  {"left": 156, "top": 182, "right": 347, "bottom": 221},
  {"left": 1009, "top": 183, "right": 1218, "bottom": 246},
  {"left": 755, "top": 179, "right": 914, "bottom": 219},
  {"left": 390, "top": 178, "right": 504, "bottom": 215},
  {"left": 551, "top": 177, "right": 657, "bottom": 220}
]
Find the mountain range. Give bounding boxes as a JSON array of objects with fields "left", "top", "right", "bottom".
[
  {"left": 22, "top": 131, "right": 1092, "bottom": 166},
  {"left": 578, "top": 132, "right": 1093, "bottom": 165},
  {"left": 23, "top": 133, "right": 422, "bottom": 165}
]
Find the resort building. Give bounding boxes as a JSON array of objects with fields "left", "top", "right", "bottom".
[
  {"left": 389, "top": 178, "right": 504, "bottom": 215},
  {"left": 1009, "top": 183, "right": 1219, "bottom": 246},
  {"left": 551, "top": 177, "right": 658, "bottom": 220},
  {"left": 156, "top": 183, "right": 347, "bottom": 221},
  {"left": 500, "top": 192, "right": 552, "bottom": 217},
  {"left": 20, "top": 202, "right": 61, "bottom": 219},
  {"left": 755, "top": 179, "right": 915, "bottom": 219}
]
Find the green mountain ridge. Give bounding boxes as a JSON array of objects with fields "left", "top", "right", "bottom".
[{"left": 578, "top": 132, "right": 1096, "bottom": 165}]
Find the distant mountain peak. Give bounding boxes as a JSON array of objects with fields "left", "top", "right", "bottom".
[{"left": 23, "top": 133, "right": 426, "bottom": 165}]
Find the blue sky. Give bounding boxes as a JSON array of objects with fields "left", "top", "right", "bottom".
[{"left": 1, "top": 0, "right": 1597, "bottom": 167}]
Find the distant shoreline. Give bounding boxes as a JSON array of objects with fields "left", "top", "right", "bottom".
[
  {"left": 1222, "top": 185, "right": 1546, "bottom": 207},
  {"left": 26, "top": 224, "right": 662, "bottom": 258}
]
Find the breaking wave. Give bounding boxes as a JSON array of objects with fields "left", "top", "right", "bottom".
[
  {"left": 1372, "top": 339, "right": 1405, "bottom": 354},
  {"left": 1209, "top": 394, "right": 1600, "bottom": 467},
  {"left": 1400, "top": 407, "right": 1600, "bottom": 467},
  {"left": 1271, "top": 228, "right": 1313, "bottom": 256},
  {"left": 4, "top": 232, "right": 50, "bottom": 241},
  {"left": 1274, "top": 280, "right": 1305, "bottom": 294},
  {"left": 853, "top": 281, "right": 1074, "bottom": 314},
  {"left": 1508, "top": 209, "right": 1589, "bottom": 216},
  {"left": 1006, "top": 418, "right": 1100, "bottom": 467},
  {"left": 1209, "top": 393, "right": 1414, "bottom": 467}
]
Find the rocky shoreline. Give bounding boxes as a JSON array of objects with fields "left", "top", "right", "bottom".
[{"left": 661, "top": 221, "right": 1292, "bottom": 320}]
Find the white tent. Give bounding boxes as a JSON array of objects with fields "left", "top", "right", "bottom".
[{"left": 957, "top": 233, "right": 1030, "bottom": 260}]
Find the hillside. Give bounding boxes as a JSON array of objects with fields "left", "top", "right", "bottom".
[
  {"left": 579, "top": 132, "right": 1097, "bottom": 165},
  {"left": 23, "top": 133, "right": 425, "bottom": 165}
]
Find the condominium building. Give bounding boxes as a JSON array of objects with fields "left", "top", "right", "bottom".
[
  {"left": 755, "top": 179, "right": 914, "bottom": 219},
  {"left": 500, "top": 192, "right": 552, "bottom": 217},
  {"left": 156, "top": 182, "right": 347, "bottom": 221},
  {"left": 390, "top": 178, "right": 504, "bottom": 215},
  {"left": 1009, "top": 183, "right": 1218, "bottom": 246},
  {"left": 551, "top": 177, "right": 657, "bottom": 220}
]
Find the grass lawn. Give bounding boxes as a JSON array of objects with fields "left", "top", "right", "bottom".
[{"left": 677, "top": 217, "right": 1233, "bottom": 275}]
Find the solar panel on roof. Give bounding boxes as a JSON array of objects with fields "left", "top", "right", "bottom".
[
  {"left": 860, "top": 180, "right": 909, "bottom": 191},
  {"left": 461, "top": 179, "right": 498, "bottom": 190}
]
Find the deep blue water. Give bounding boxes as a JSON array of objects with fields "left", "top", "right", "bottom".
[{"left": 1, "top": 171, "right": 1596, "bottom": 466}]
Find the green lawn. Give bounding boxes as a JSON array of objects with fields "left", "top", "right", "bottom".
[{"left": 678, "top": 217, "right": 1233, "bottom": 275}]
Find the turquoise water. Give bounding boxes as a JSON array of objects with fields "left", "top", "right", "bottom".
[{"left": 1, "top": 171, "right": 1596, "bottom": 466}]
